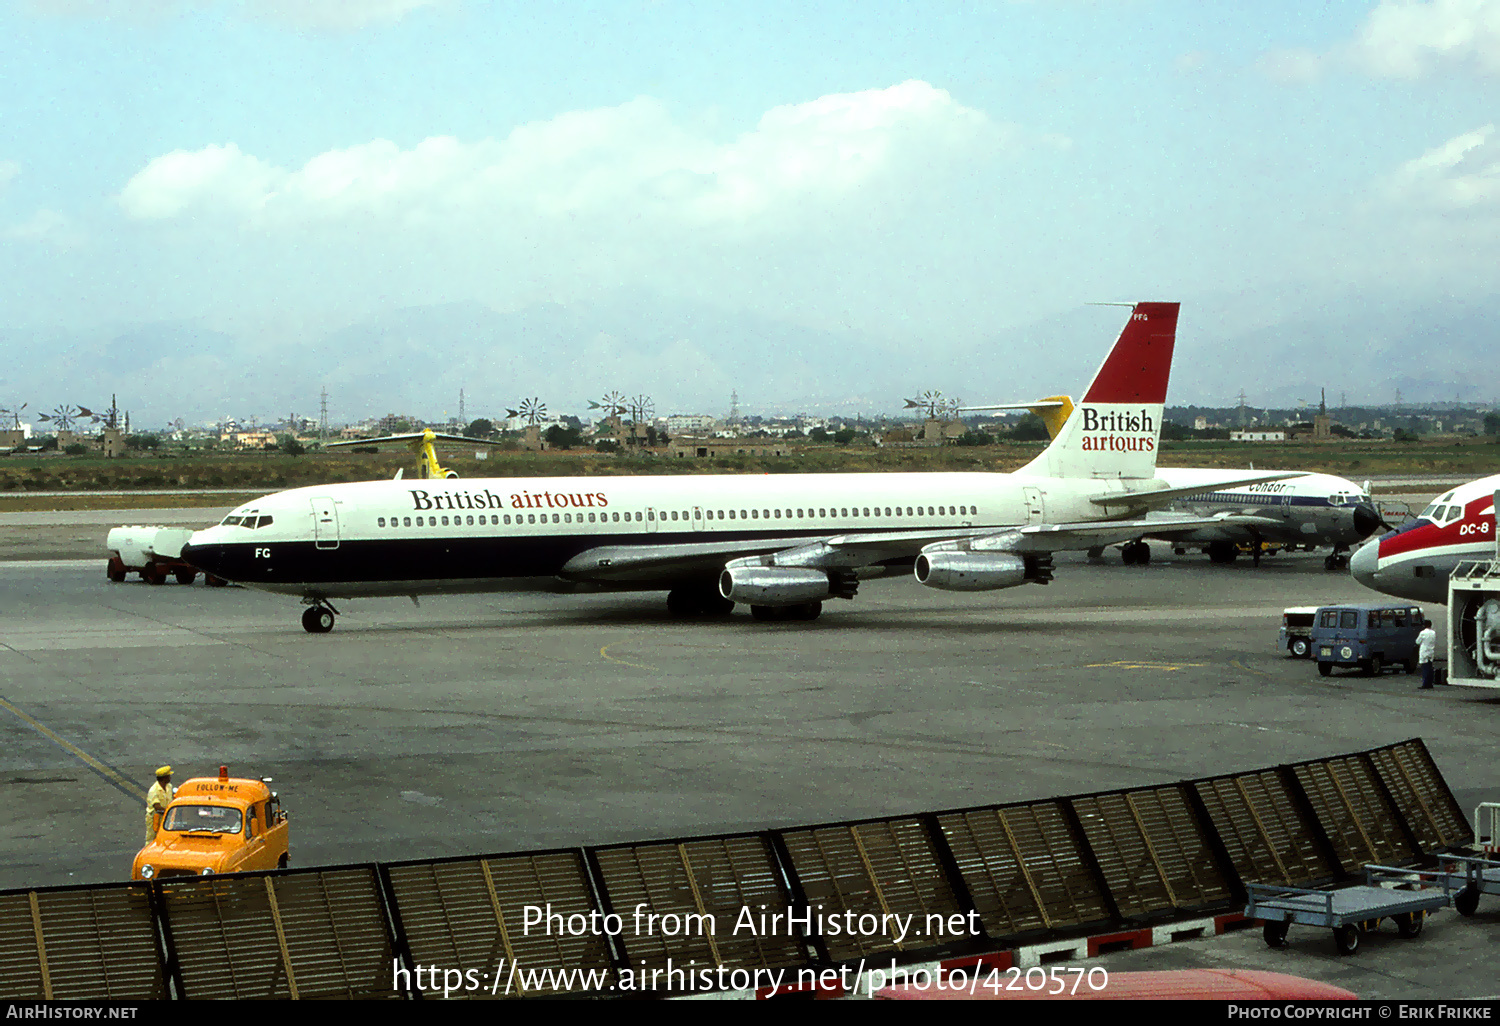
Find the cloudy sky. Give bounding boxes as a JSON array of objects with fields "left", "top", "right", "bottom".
[{"left": 2, "top": 1, "right": 1498, "bottom": 426}]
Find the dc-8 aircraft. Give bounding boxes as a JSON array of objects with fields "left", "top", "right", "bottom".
[
  {"left": 1349, "top": 472, "right": 1500, "bottom": 602},
  {"left": 180, "top": 302, "right": 1293, "bottom": 632}
]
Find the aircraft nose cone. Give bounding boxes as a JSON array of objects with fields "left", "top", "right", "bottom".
[
  {"left": 1349, "top": 538, "right": 1379, "bottom": 588},
  {"left": 180, "top": 540, "right": 220, "bottom": 575},
  {"left": 1352, "top": 503, "right": 1382, "bottom": 539}
]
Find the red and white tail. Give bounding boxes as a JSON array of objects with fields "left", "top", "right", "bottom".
[{"left": 1021, "top": 302, "right": 1179, "bottom": 480}]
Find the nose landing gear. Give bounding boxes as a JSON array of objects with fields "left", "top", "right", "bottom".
[
  {"left": 1325, "top": 546, "right": 1351, "bottom": 572},
  {"left": 300, "top": 600, "right": 339, "bottom": 634}
]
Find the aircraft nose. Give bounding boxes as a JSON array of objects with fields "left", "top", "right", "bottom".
[
  {"left": 1352, "top": 502, "right": 1383, "bottom": 539},
  {"left": 1349, "top": 538, "right": 1379, "bottom": 588},
  {"left": 179, "top": 539, "right": 221, "bottom": 575}
]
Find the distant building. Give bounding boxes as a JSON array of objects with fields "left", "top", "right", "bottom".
[
  {"left": 1229, "top": 429, "right": 1286, "bottom": 442},
  {"left": 666, "top": 414, "right": 716, "bottom": 434},
  {"left": 668, "top": 437, "right": 789, "bottom": 458}
]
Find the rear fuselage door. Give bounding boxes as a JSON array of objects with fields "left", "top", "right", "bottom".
[
  {"left": 646, "top": 508, "right": 659, "bottom": 533},
  {"left": 311, "top": 497, "right": 340, "bottom": 549},
  {"left": 692, "top": 506, "right": 705, "bottom": 532}
]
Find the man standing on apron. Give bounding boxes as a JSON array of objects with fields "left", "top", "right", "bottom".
[
  {"left": 144, "top": 766, "right": 174, "bottom": 843},
  {"left": 1417, "top": 620, "right": 1437, "bottom": 690}
]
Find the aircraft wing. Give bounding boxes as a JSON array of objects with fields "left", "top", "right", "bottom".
[
  {"left": 1086, "top": 471, "right": 1302, "bottom": 509},
  {"left": 559, "top": 517, "right": 1236, "bottom": 585},
  {"left": 326, "top": 432, "right": 505, "bottom": 448},
  {"left": 559, "top": 529, "right": 971, "bottom": 584}
]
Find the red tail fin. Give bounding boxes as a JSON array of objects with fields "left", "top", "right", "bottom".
[{"left": 1081, "top": 302, "right": 1178, "bottom": 404}]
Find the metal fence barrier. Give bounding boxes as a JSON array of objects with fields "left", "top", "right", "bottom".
[{"left": 0, "top": 737, "right": 1471, "bottom": 1000}]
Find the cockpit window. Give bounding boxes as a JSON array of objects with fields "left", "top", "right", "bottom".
[
  {"left": 1420, "top": 504, "right": 1439, "bottom": 520},
  {"left": 255, "top": 516, "right": 273, "bottom": 528},
  {"left": 221, "top": 516, "right": 242, "bottom": 526}
]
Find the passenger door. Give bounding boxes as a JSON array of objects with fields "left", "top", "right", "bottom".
[{"left": 311, "top": 497, "right": 340, "bottom": 550}]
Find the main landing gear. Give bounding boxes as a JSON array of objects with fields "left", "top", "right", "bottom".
[
  {"left": 1119, "top": 541, "right": 1151, "bottom": 565},
  {"left": 666, "top": 586, "right": 734, "bottom": 619},
  {"left": 750, "top": 602, "right": 822, "bottom": 622},
  {"left": 300, "top": 600, "right": 338, "bottom": 634},
  {"left": 1325, "top": 546, "right": 1351, "bottom": 572}
]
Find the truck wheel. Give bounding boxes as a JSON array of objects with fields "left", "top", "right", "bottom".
[
  {"left": 1263, "top": 920, "right": 1290, "bottom": 948},
  {"left": 1455, "top": 886, "right": 1480, "bottom": 916},
  {"left": 1333, "top": 925, "right": 1360, "bottom": 955},
  {"left": 1365, "top": 656, "right": 1382, "bottom": 677},
  {"left": 142, "top": 564, "right": 165, "bottom": 585},
  {"left": 277, "top": 854, "right": 289, "bottom": 870},
  {"left": 107, "top": 557, "right": 127, "bottom": 583},
  {"left": 1318, "top": 662, "right": 1332, "bottom": 677},
  {"left": 1291, "top": 638, "right": 1310, "bottom": 659}
]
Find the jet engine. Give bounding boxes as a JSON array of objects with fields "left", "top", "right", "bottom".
[
  {"left": 719, "top": 567, "right": 844, "bottom": 606},
  {"left": 914, "top": 552, "right": 1054, "bottom": 591}
]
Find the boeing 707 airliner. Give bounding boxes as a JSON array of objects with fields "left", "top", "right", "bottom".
[{"left": 181, "top": 303, "right": 1291, "bottom": 632}]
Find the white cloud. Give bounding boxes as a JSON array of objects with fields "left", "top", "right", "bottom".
[
  {"left": 22, "top": 0, "right": 445, "bottom": 29},
  {"left": 119, "top": 82, "right": 1005, "bottom": 232},
  {"left": 1260, "top": 0, "right": 1500, "bottom": 82},
  {"left": 1385, "top": 124, "right": 1500, "bottom": 209},
  {"left": 1350, "top": 0, "right": 1500, "bottom": 78},
  {"left": 1255, "top": 48, "right": 1326, "bottom": 85},
  {"left": 4, "top": 209, "right": 84, "bottom": 248},
  {"left": 0, "top": 160, "right": 20, "bottom": 189}
]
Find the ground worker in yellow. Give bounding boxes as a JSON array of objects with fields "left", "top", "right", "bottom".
[{"left": 144, "top": 766, "right": 174, "bottom": 844}]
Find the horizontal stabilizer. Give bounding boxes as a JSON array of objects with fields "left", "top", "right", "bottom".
[
  {"left": 327, "top": 432, "right": 506, "bottom": 448},
  {"left": 1086, "top": 471, "right": 1301, "bottom": 508}
]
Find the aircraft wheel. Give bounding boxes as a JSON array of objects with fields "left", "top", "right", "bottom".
[
  {"left": 1262, "top": 920, "right": 1290, "bottom": 948},
  {"left": 701, "top": 592, "right": 735, "bottom": 617},
  {"left": 301, "top": 606, "right": 335, "bottom": 634},
  {"left": 205, "top": 574, "right": 227, "bottom": 587},
  {"left": 1135, "top": 543, "right": 1151, "bottom": 566},
  {"left": 1208, "top": 542, "right": 1237, "bottom": 564},
  {"left": 1119, "top": 545, "right": 1135, "bottom": 565},
  {"left": 1324, "top": 554, "right": 1337, "bottom": 571},
  {"left": 1455, "top": 886, "right": 1481, "bottom": 917},
  {"left": 666, "top": 588, "right": 701, "bottom": 618},
  {"left": 175, "top": 569, "right": 197, "bottom": 585},
  {"left": 1333, "top": 925, "right": 1360, "bottom": 956},
  {"left": 790, "top": 601, "right": 822, "bottom": 621},
  {"left": 1318, "top": 662, "right": 1333, "bottom": 677},
  {"left": 1290, "top": 638, "right": 1311, "bottom": 659},
  {"left": 750, "top": 605, "right": 779, "bottom": 622},
  {"left": 1086, "top": 546, "right": 1104, "bottom": 559}
]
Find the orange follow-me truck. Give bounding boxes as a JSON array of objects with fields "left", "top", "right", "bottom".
[{"left": 133, "top": 766, "right": 289, "bottom": 880}]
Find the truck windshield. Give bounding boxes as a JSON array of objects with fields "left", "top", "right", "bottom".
[{"left": 163, "top": 804, "right": 243, "bottom": 834}]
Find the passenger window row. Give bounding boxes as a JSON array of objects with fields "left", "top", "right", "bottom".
[{"left": 374, "top": 505, "right": 980, "bottom": 530}]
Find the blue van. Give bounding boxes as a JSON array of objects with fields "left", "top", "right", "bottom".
[{"left": 1311, "top": 602, "right": 1426, "bottom": 677}]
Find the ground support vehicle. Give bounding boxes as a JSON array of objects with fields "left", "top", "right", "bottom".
[
  {"left": 1448, "top": 539, "right": 1500, "bottom": 689},
  {"left": 132, "top": 766, "right": 288, "bottom": 880},
  {"left": 106, "top": 525, "right": 226, "bottom": 586},
  {"left": 1279, "top": 606, "right": 1317, "bottom": 658},
  {"left": 1311, "top": 601, "right": 1426, "bottom": 677},
  {"left": 1246, "top": 865, "right": 1454, "bottom": 956},
  {"left": 1439, "top": 802, "right": 1500, "bottom": 915}
]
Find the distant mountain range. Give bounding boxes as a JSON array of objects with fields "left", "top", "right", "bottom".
[{"left": 3, "top": 289, "right": 1495, "bottom": 429}]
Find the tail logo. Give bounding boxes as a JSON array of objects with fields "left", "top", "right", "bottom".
[{"left": 1078, "top": 405, "right": 1157, "bottom": 452}]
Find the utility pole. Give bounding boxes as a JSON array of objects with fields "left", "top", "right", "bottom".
[{"left": 319, "top": 388, "right": 329, "bottom": 440}]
